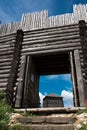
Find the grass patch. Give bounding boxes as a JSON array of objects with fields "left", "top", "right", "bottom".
[
  {"left": 9, "top": 125, "right": 32, "bottom": 130},
  {"left": 0, "top": 91, "right": 14, "bottom": 130},
  {"left": 76, "top": 109, "right": 87, "bottom": 115}
]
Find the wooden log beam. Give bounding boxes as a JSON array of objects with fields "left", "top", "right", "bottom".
[
  {"left": 21, "top": 42, "right": 81, "bottom": 53},
  {"left": 23, "top": 38, "right": 80, "bottom": 46},
  {"left": 21, "top": 46, "right": 82, "bottom": 56},
  {"left": 15, "top": 55, "right": 27, "bottom": 108},
  {"left": 74, "top": 49, "right": 85, "bottom": 107},
  {"left": 6, "top": 29, "right": 24, "bottom": 106}
]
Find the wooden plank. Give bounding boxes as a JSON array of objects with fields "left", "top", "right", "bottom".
[
  {"left": 0, "top": 79, "right": 8, "bottom": 82},
  {"left": 21, "top": 46, "right": 82, "bottom": 56},
  {"left": 0, "top": 69, "right": 10, "bottom": 74},
  {"left": 0, "top": 66, "right": 11, "bottom": 70},
  {"left": 24, "top": 30, "right": 79, "bottom": 39},
  {"left": 21, "top": 43, "right": 81, "bottom": 53},
  {"left": 0, "top": 51, "right": 13, "bottom": 56},
  {"left": 0, "top": 47, "right": 14, "bottom": 52},
  {"left": 74, "top": 49, "right": 85, "bottom": 107},
  {"left": 70, "top": 51, "right": 78, "bottom": 107},
  {"left": 22, "top": 41, "right": 81, "bottom": 49},
  {"left": 0, "top": 58, "right": 13, "bottom": 62},
  {"left": 0, "top": 62, "right": 11, "bottom": 66},
  {"left": 22, "top": 56, "right": 31, "bottom": 107},
  {"left": 23, "top": 39, "right": 80, "bottom": 48},
  {"left": 15, "top": 55, "right": 27, "bottom": 108},
  {"left": 0, "top": 74, "right": 9, "bottom": 78},
  {"left": 23, "top": 35, "right": 80, "bottom": 45}
]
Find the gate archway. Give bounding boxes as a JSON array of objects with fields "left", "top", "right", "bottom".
[{"left": 15, "top": 50, "right": 84, "bottom": 108}]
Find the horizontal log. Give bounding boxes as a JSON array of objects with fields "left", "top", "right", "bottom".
[
  {"left": 0, "top": 51, "right": 13, "bottom": 56},
  {"left": 21, "top": 46, "right": 82, "bottom": 56},
  {"left": 0, "top": 83, "right": 7, "bottom": 87},
  {"left": 0, "top": 33, "right": 16, "bottom": 39},
  {"left": 0, "top": 37, "right": 15, "bottom": 43},
  {"left": 0, "top": 69, "right": 10, "bottom": 74},
  {"left": 0, "top": 74, "right": 9, "bottom": 78},
  {"left": 0, "top": 55, "right": 13, "bottom": 59},
  {"left": 22, "top": 42, "right": 81, "bottom": 53},
  {"left": 23, "top": 34, "right": 80, "bottom": 44},
  {"left": 0, "top": 66, "right": 11, "bottom": 70},
  {"left": 0, "top": 47, "right": 14, "bottom": 52},
  {"left": 0, "top": 62, "right": 11, "bottom": 66},
  {"left": 24, "top": 29, "right": 79, "bottom": 40},
  {"left": 0, "top": 40, "right": 15, "bottom": 46},
  {"left": 23, "top": 39, "right": 81, "bottom": 49},
  {"left": 23, "top": 33, "right": 80, "bottom": 45},
  {"left": 0, "top": 58, "right": 13, "bottom": 62},
  {"left": 0, "top": 44, "right": 15, "bottom": 49},
  {"left": 24, "top": 24, "right": 79, "bottom": 36},
  {"left": 0, "top": 79, "right": 8, "bottom": 82}
]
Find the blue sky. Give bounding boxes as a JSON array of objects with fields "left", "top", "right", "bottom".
[
  {"left": 0, "top": 0, "right": 87, "bottom": 24},
  {"left": 0, "top": 0, "right": 87, "bottom": 107}
]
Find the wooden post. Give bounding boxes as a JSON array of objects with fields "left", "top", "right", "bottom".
[
  {"left": 22, "top": 56, "right": 31, "bottom": 107},
  {"left": 79, "top": 20, "right": 87, "bottom": 108},
  {"left": 6, "top": 30, "right": 24, "bottom": 106},
  {"left": 15, "top": 55, "right": 27, "bottom": 108},
  {"left": 70, "top": 51, "right": 78, "bottom": 107},
  {"left": 74, "top": 49, "right": 85, "bottom": 107}
]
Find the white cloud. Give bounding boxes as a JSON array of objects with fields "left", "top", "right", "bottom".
[
  {"left": 61, "top": 90, "right": 73, "bottom": 107},
  {"left": 46, "top": 74, "right": 71, "bottom": 82},
  {"left": 61, "top": 74, "right": 71, "bottom": 82},
  {"left": 39, "top": 92, "right": 47, "bottom": 107},
  {"left": 47, "top": 75, "right": 58, "bottom": 80}
]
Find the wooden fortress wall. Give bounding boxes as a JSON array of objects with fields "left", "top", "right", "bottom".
[
  {"left": 0, "top": 22, "right": 87, "bottom": 106},
  {"left": 0, "top": 4, "right": 87, "bottom": 107}
]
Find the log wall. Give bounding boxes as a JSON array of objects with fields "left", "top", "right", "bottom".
[
  {"left": 0, "top": 33, "right": 16, "bottom": 90},
  {"left": 0, "top": 4, "right": 87, "bottom": 107}
]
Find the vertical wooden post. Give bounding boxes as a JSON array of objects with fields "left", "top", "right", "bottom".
[
  {"left": 22, "top": 56, "right": 31, "bottom": 107},
  {"left": 6, "top": 30, "right": 23, "bottom": 106},
  {"left": 70, "top": 51, "right": 78, "bottom": 107},
  {"left": 15, "top": 55, "right": 27, "bottom": 108},
  {"left": 79, "top": 20, "right": 87, "bottom": 107},
  {"left": 74, "top": 49, "right": 85, "bottom": 107}
]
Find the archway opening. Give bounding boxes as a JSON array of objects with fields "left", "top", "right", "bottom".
[{"left": 21, "top": 51, "right": 79, "bottom": 108}]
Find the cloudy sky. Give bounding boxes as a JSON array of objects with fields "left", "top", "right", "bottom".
[
  {"left": 0, "top": 0, "right": 87, "bottom": 24},
  {"left": 0, "top": 0, "right": 87, "bottom": 107}
]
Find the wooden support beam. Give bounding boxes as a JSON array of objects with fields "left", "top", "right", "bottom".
[
  {"left": 15, "top": 55, "right": 27, "bottom": 108},
  {"left": 74, "top": 49, "right": 85, "bottom": 107},
  {"left": 79, "top": 20, "right": 87, "bottom": 108},
  {"left": 70, "top": 51, "right": 78, "bottom": 107},
  {"left": 6, "top": 30, "right": 24, "bottom": 106}
]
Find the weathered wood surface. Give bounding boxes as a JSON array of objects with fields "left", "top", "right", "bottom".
[
  {"left": 0, "top": 33, "right": 16, "bottom": 89},
  {"left": 6, "top": 30, "right": 24, "bottom": 106},
  {"left": 15, "top": 55, "right": 27, "bottom": 108},
  {"left": 0, "top": 19, "right": 87, "bottom": 108},
  {"left": 74, "top": 50, "right": 85, "bottom": 107},
  {"left": 0, "top": 4, "right": 87, "bottom": 35}
]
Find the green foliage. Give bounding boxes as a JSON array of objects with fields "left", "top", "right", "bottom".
[
  {"left": 76, "top": 109, "right": 87, "bottom": 115},
  {"left": 76, "top": 123, "right": 87, "bottom": 130},
  {"left": 21, "top": 111, "right": 36, "bottom": 117},
  {"left": 9, "top": 125, "right": 31, "bottom": 130},
  {"left": 0, "top": 91, "right": 14, "bottom": 130}
]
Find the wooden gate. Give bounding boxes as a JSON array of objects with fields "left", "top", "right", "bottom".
[{"left": 15, "top": 55, "right": 39, "bottom": 108}]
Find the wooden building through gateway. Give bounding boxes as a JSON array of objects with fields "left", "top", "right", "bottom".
[
  {"left": 0, "top": 4, "right": 87, "bottom": 108},
  {"left": 43, "top": 94, "right": 64, "bottom": 108}
]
